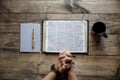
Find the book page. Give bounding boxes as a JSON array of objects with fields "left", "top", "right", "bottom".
[{"left": 44, "top": 20, "right": 88, "bottom": 53}]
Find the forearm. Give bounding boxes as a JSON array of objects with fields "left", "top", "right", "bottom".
[
  {"left": 68, "top": 70, "right": 77, "bottom": 80},
  {"left": 43, "top": 72, "right": 56, "bottom": 80}
]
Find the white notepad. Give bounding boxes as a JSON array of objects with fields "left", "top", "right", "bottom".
[{"left": 20, "top": 23, "right": 41, "bottom": 52}]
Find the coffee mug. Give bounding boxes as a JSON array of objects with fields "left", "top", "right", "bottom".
[{"left": 92, "top": 22, "right": 108, "bottom": 38}]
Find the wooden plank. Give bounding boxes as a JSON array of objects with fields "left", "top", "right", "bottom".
[
  {"left": 38, "top": 55, "right": 120, "bottom": 76},
  {"left": 0, "top": 53, "right": 119, "bottom": 76},
  {"left": 0, "top": 28, "right": 120, "bottom": 55},
  {"left": 0, "top": 73, "right": 119, "bottom": 80},
  {"left": 89, "top": 21, "right": 120, "bottom": 55},
  {"left": 77, "top": 75, "right": 120, "bottom": 80},
  {"left": 0, "top": 53, "right": 42, "bottom": 74},
  {"left": 0, "top": 33, "right": 19, "bottom": 52},
  {"left": 69, "top": 0, "right": 120, "bottom": 13},
  {"left": 0, "top": 14, "right": 120, "bottom": 23},
  {"left": 0, "top": 23, "right": 20, "bottom": 33},
  {"left": 0, "top": 14, "right": 120, "bottom": 55},
  {"left": 0, "top": 1, "right": 120, "bottom": 80},
  {"left": 1, "top": 0, "right": 69, "bottom": 14},
  {"left": 0, "top": 73, "right": 43, "bottom": 80},
  {"left": 1, "top": 0, "right": 120, "bottom": 13}
]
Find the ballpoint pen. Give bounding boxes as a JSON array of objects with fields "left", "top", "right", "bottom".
[{"left": 32, "top": 28, "right": 34, "bottom": 49}]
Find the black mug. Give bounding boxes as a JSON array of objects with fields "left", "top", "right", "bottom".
[{"left": 92, "top": 22, "right": 108, "bottom": 38}]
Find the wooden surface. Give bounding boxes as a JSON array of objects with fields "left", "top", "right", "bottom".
[
  {"left": 1, "top": 0, "right": 120, "bottom": 13},
  {"left": 0, "top": 0, "right": 120, "bottom": 80}
]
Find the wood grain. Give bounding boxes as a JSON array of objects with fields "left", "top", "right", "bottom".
[
  {"left": 0, "top": 0, "right": 120, "bottom": 13},
  {"left": 0, "top": 53, "right": 119, "bottom": 80},
  {"left": 0, "top": 14, "right": 120, "bottom": 23},
  {"left": 0, "top": 73, "right": 119, "bottom": 80},
  {"left": 0, "top": 53, "right": 119, "bottom": 75},
  {"left": 0, "top": 14, "right": 120, "bottom": 55},
  {"left": 0, "top": 74, "right": 119, "bottom": 80},
  {"left": 0, "top": 0, "right": 120, "bottom": 80}
]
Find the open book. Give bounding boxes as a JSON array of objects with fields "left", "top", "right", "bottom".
[{"left": 43, "top": 20, "right": 88, "bottom": 53}]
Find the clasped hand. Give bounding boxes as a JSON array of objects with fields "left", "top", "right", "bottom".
[{"left": 56, "top": 51, "right": 73, "bottom": 73}]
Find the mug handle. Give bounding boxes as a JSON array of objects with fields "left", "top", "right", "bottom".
[{"left": 102, "top": 33, "right": 108, "bottom": 38}]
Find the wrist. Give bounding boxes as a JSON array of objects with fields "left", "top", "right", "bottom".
[
  {"left": 68, "top": 69, "right": 76, "bottom": 76},
  {"left": 67, "top": 62, "right": 75, "bottom": 74},
  {"left": 50, "top": 71, "right": 57, "bottom": 76},
  {"left": 51, "top": 64, "right": 68, "bottom": 80},
  {"left": 51, "top": 64, "right": 59, "bottom": 75},
  {"left": 67, "top": 62, "right": 74, "bottom": 72}
]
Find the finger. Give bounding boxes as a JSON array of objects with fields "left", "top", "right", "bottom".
[
  {"left": 61, "top": 57, "right": 72, "bottom": 63},
  {"left": 60, "top": 56, "right": 72, "bottom": 64},
  {"left": 64, "top": 51, "right": 72, "bottom": 57},
  {"left": 59, "top": 68, "right": 63, "bottom": 73},
  {"left": 59, "top": 52, "right": 66, "bottom": 58},
  {"left": 66, "top": 64, "right": 71, "bottom": 69},
  {"left": 65, "top": 56, "right": 72, "bottom": 62},
  {"left": 61, "top": 64, "right": 67, "bottom": 70},
  {"left": 59, "top": 55, "right": 65, "bottom": 60},
  {"left": 60, "top": 59, "right": 66, "bottom": 65},
  {"left": 59, "top": 51, "right": 65, "bottom": 55},
  {"left": 60, "top": 51, "right": 70, "bottom": 57},
  {"left": 59, "top": 65, "right": 66, "bottom": 73},
  {"left": 64, "top": 64, "right": 68, "bottom": 69}
]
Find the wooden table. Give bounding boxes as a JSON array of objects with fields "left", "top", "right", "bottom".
[{"left": 0, "top": 0, "right": 120, "bottom": 80}]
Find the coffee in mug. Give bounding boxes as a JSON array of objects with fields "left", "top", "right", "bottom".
[{"left": 92, "top": 22, "right": 108, "bottom": 38}]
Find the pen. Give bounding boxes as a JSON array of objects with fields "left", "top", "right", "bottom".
[{"left": 32, "top": 28, "right": 34, "bottom": 49}]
